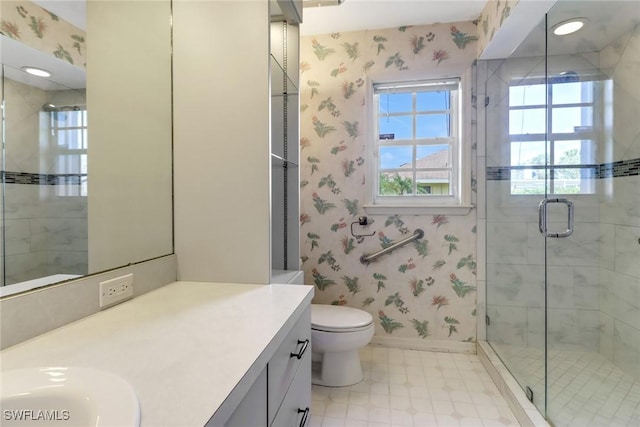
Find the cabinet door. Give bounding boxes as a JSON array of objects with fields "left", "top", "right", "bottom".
[{"left": 224, "top": 368, "right": 268, "bottom": 427}]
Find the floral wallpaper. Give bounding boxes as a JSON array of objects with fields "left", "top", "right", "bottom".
[
  {"left": 300, "top": 22, "right": 479, "bottom": 345},
  {"left": 477, "top": 0, "right": 520, "bottom": 57},
  {"left": 1, "top": 0, "right": 86, "bottom": 68}
]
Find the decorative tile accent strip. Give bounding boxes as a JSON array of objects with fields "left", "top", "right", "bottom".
[
  {"left": 597, "top": 158, "right": 640, "bottom": 178},
  {"left": 487, "top": 158, "right": 640, "bottom": 180},
  {"left": 2, "top": 171, "right": 86, "bottom": 185}
]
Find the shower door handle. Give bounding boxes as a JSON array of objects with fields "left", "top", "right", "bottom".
[{"left": 538, "top": 198, "right": 574, "bottom": 238}]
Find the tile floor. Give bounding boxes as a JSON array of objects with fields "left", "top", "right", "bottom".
[
  {"left": 494, "top": 344, "right": 640, "bottom": 427},
  {"left": 309, "top": 345, "right": 521, "bottom": 427}
]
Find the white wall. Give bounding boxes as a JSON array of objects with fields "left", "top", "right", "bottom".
[{"left": 173, "top": 1, "right": 271, "bottom": 284}]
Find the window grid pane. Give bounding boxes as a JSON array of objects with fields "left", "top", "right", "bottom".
[
  {"left": 508, "top": 80, "right": 596, "bottom": 196},
  {"left": 375, "top": 81, "right": 458, "bottom": 199}
]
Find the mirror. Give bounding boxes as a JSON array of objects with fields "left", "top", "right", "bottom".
[{"left": 1, "top": 0, "right": 173, "bottom": 296}]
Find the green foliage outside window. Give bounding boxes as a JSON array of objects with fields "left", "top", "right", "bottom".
[
  {"left": 379, "top": 173, "right": 449, "bottom": 196},
  {"left": 379, "top": 173, "right": 413, "bottom": 195}
]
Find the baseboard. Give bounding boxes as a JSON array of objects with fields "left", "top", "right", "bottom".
[{"left": 370, "top": 336, "right": 476, "bottom": 354}]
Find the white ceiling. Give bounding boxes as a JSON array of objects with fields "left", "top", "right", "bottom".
[
  {"left": 1, "top": 36, "right": 85, "bottom": 90},
  {"left": 512, "top": 1, "right": 640, "bottom": 57},
  {"left": 300, "top": 0, "right": 488, "bottom": 36}
]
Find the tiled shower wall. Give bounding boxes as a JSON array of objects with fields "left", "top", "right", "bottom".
[
  {"left": 597, "top": 25, "right": 640, "bottom": 379},
  {"left": 483, "top": 24, "right": 640, "bottom": 380},
  {"left": 2, "top": 78, "right": 88, "bottom": 285}
]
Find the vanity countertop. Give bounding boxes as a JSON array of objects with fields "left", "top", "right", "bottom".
[{"left": 0, "top": 281, "right": 314, "bottom": 426}]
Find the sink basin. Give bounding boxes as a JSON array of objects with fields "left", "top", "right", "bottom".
[{"left": 1, "top": 367, "right": 140, "bottom": 426}]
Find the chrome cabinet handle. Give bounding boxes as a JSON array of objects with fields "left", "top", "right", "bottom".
[
  {"left": 297, "top": 407, "right": 310, "bottom": 427},
  {"left": 290, "top": 339, "right": 309, "bottom": 360},
  {"left": 538, "top": 198, "right": 574, "bottom": 238}
]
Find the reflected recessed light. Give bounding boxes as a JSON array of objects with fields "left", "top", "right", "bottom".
[
  {"left": 552, "top": 18, "right": 587, "bottom": 36},
  {"left": 302, "top": 0, "right": 344, "bottom": 7},
  {"left": 21, "top": 66, "right": 51, "bottom": 78}
]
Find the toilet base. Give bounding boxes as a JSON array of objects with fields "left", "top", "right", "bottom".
[{"left": 311, "top": 350, "right": 364, "bottom": 387}]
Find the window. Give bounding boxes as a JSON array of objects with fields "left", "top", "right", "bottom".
[
  {"left": 48, "top": 107, "right": 88, "bottom": 197},
  {"left": 367, "top": 78, "right": 469, "bottom": 213},
  {"left": 509, "top": 78, "right": 597, "bottom": 195}
]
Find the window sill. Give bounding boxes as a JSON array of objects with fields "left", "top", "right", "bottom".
[{"left": 363, "top": 204, "right": 474, "bottom": 216}]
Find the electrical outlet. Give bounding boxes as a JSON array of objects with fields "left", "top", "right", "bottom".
[{"left": 99, "top": 273, "right": 134, "bottom": 308}]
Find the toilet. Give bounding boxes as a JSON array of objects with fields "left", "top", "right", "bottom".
[{"left": 311, "top": 304, "right": 374, "bottom": 387}]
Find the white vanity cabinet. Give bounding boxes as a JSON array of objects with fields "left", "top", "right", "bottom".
[
  {"left": 223, "top": 306, "right": 311, "bottom": 427},
  {"left": 268, "top": 306, "right": 311, "bottom": 426}
]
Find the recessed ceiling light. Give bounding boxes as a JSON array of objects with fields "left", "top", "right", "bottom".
[
  {"left": 552, "top": 18, "right": 587, "bottom": 36},
  {"left": 21, "top": 66, "right": 51, "bottom": 78}
]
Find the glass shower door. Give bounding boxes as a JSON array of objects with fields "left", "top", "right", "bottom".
[
  {"left": 544, "top": 2, "right": 640, "bottom": 426},
  {"left": 540, "top": 55, "right": 603, "bottom": 426},
  {"left": 486, "top": 1, "right": 640, "bottom": 425},
  {"left": 485, "top": 7, "right": 602, "bottom": 419},
  {"left": 484, "top": 46, "right": 549, "bottom": 417}
]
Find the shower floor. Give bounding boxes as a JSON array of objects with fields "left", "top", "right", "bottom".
[{"left": 492, "top": 344, "right": 640, "bottom": 426}]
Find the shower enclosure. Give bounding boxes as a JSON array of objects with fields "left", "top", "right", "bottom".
[
  {"left": 1, "top": 62, "right": 88, "bottom": 288},
  {"left": 483, "top": 1, "right": 639, "bottom": 426}
]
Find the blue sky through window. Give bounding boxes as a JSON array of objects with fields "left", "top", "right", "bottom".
[{"left": 378, "top": 92, "right": 412, "bottom": 114}]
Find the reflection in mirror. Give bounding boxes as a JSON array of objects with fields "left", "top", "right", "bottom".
[
  {"left": 1, "top": 0, "right": 173, "bottom": 297},
  {"left": 2, "top": 61, "right": 88, "bottom": 293},
  {"left": 1, "top": 1, "right": 88, "bottom": 294}
]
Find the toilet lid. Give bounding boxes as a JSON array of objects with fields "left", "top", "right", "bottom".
[{"left": 311, "top": 304, "right": 373, "bottom": 331}]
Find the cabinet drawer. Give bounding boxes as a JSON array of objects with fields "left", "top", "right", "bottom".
[
  {"left": 270, "top": 355, "right": 311, "bottom": 427},
  {"left": 268, "top": 306, "right": 311, "bottom": 423}
]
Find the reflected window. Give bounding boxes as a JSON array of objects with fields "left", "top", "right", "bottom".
[
  {"left": 373, "top": 79, "right": 459, "bottom": 202},
  {"left": 47, "top": 107, "right": 88, "bottom": 196},
  {"left": 509, "top": 80, "right": 596, "bottom": 195}
]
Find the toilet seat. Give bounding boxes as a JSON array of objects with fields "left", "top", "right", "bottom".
[{"left": 311, "top": 304, "right": 373, "bottom": 333}]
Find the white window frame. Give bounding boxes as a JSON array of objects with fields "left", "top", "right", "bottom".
[{"left": 364, "top": 76, "right": 472, "bottom": 215}]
